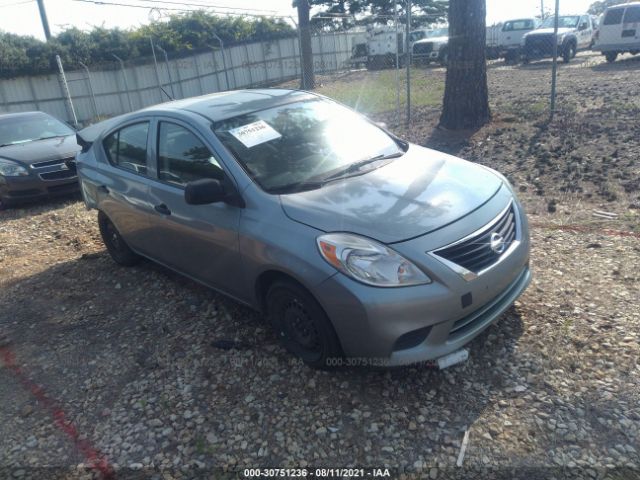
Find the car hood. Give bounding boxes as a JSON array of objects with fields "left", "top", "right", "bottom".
[
  {"left": 280, "top": 145, "right": 504, "bottom": 244},
  {"left": 0, "top": 135, "right": 80, "bottom": 166},
  {"left": 525, "top": 27, "right": 574, "bottom": 37},
  {"left": 415, "top": 36, "right": 449, "bottom": 44}
]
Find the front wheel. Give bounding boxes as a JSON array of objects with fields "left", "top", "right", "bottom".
[
  {"left": 266, "top": 280, "right": 342, "bottom": 369},
  {"left": 605, "top": 52, "right": 618, "bottom": 63},
  {"left": 438, "top": 49, "right": 449, "bottom": 67},
  {"left": 562, "top": 42, "right": 576, "bottom": 63},
  {"left": 98, "top": 211, "right": 141, "bottom": 267}
]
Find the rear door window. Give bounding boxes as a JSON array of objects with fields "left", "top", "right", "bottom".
[
  {"left": 623, "top": 6, "right": 640, "bottom": 23},
  {"left": 603, "top": 8, "right": 625, "bottom": 25},
  {"left": 103, "top": 122, "right": 150, "bottom": 175},
  {"left": 157, "top": 122, "right": 224, "bottom": 186}
]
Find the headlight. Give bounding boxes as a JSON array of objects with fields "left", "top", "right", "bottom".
[
  {"left": 0, "top": 159, "right": 28, "bottom": 177},
  {"left": 317, "top": 233, "right": 432, "bottom": 287}
]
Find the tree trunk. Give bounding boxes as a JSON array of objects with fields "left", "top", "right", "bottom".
[
  {"left": 439, "top": 0, "right": 490, "bottom": 130},
  {"left": 297, "top": 0, "right": 315, "bottom": 90}
]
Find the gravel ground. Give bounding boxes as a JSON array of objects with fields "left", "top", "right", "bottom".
[{"left": 1, "top": 53, "right": 639, "bottom": 480}]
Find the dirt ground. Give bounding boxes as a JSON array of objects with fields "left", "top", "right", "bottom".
[{"left": 0, "top": 52, "right": 639, "bottom": 480}]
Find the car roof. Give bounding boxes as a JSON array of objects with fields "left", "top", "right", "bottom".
[
  {"left": 141, "top": 88, "right": 316, "bottom": 123},
  {"left": 77, "top": 88, "right": 318, "bottom": 143},
  {"left": 606, "top": 2, "right": 640, "bottom": 7}
]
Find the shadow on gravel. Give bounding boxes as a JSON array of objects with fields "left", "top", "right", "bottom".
[
  {"left": 0, "top": 193, "right": 81, "bottom": 218},
  {"left": 423, "top": 125, "right": 483, "bottom": 157},
  {"left": 590, "top": 54, "right": 640, "bottom": 72}
]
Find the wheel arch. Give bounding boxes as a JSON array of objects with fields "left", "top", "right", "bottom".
[{"left": 255, "top": 269, "right": 316, "bottom": 314}]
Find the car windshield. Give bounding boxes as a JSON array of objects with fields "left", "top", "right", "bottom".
[
  {"left": 427, "top": 28, "right": 448, "bottom": 37},
  {"left": 213, "top": 99, "right": 403, "bottom": 193},
  {"left": 0, "top": 113, "right": 74, "bottom": 146},
  {"left": 540, "top": 16, "right": 580, "bottom": 29},
  {"left": 410, "top": 31, "right": 426, "bottom": 42}
]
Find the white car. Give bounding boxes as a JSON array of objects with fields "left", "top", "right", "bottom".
[{"left": 595, "top": 2, "right": 640, "bottom": 62}]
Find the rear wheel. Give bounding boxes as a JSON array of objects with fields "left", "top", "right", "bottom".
[
  {"left": 98, "top": 211, "right": 141, "bottom": 267},
  {"left": 266, "top": 280, "right": 342, "bottom": 369},
  {"left": 605, "top": 52, "right": 618, "bottom": 63}
]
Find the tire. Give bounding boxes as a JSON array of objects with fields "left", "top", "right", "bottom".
[
  {"left": 438, "top": 49, "right": 448, "bottom": 67},
  {"left": 98, "top": 211, "right": 141, "bottom": 267},
  {"left": 605, "top": 52, "right": 618, "bottom": 63},
  {"left": 266, "top": 280, "right": 342, "bottom": 369},
  {"left": 0, "top": 197, "right": 12, "bottom": 210},
  {"left": 562, "top": 41, "right": 576, "bottom": 63}
]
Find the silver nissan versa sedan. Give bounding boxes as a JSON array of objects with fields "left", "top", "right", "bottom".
[{"left": 76, "top": 89, "right": 531, "bottom": 368}]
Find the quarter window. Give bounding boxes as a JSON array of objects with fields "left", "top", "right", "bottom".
[
  {"left": 157, "top": 122, "right": 224, "bottom": 186},
  {"left": 603, "top": 8, "right": 624, "bottom": 25},
  {"left": 624, "top": 6, "right": 640, "bottom": 23},
  {"left": 103, "top": 122, "right": 150, "bottom": 175}
]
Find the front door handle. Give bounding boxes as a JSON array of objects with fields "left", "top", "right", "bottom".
[
  {"left": 97, "top": 185, "right": 109, "bottom": 194},
  {"left": 154, "top": 203, "right": 171, "bottom": 215}
]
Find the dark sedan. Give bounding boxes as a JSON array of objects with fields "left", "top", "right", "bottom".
[{"left": 0, "top": 111, "right": 81, "bottom": 208}]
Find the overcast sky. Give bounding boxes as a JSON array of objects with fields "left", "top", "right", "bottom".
[{"left": 0, "top": 0, "right": 596, "bottom": 40}]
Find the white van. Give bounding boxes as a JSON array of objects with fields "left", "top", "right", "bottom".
[{"left": 595, "top": 2, "right": 640, "bottom": 62}]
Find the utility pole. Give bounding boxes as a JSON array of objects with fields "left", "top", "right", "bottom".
[
  {"left": 36, "top": 0, "right": 51, "bottom": 41},
  {"left": 540, "top": 0, "right": 545, "bottom": 19},
  {"left": 406, "top": 0, "right": 411, "bottom": 125},
  {"left": 549, "top": 0, "right": 560, "bottom": 121},
  {"left": 296, "top": 0, "right": 315, "bottom": 90}
]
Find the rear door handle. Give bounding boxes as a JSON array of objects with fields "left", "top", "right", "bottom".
[
  {"left": 154, "top": 203, "right": 171, "bottom": 216},
  {"left": 97, "top": 185, "right": 109, "bottom": 194}
]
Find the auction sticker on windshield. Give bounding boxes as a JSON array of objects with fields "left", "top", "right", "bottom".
[{"left": 228, "top": 120, "right": 282, "bottom": 148}]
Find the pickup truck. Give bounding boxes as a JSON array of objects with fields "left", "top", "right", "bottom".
[
  {"left": 522, "top": 14, "right": 596, "bottom": 63},
  {"left": 498, "top": 18, "right": 540, "bottom": 61},
  {"left": 411, "top": 27, "right": 449, "bottom": 66}
]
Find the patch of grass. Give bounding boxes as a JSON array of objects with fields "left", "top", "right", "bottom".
[
  {"left": 499, "top": 100, "right": 548, "bottom": 120},
  {"left": 313, "top": 68, "right": 444, "bottom": 115}
]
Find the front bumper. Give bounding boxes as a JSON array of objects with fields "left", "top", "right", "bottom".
[
  {"left": 313, "top": 189, "right": 531, "bottom": 366},
  {"left": 0, "top": 172, "right": 79, "bottom": 204}
]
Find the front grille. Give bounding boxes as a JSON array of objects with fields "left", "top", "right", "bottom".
[
  {"left": 433, "top": 203, "right": 517, "bottom": 273},
  {"left": 413, "top": 42, "right": 434, "bottom": 55},
  {"left": 524, "top": 34, "right": 555, "bottom": 55},
  {"left": 31, "top": 157, "right": 73, "bottom": 169},
  {"left": 39, "top": 170, "right": 76, "bottom": 181}
]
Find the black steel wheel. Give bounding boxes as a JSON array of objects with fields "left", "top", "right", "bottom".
[
  {"left": 266, "top": 280, "right": 342, "bottom": 368},
  {"left": 98, "top": 211, "right": 140, "bottom": 267}
]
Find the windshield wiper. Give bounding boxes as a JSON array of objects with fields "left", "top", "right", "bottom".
[
  {"left": 270, "top": 151, "right": 404, "bottom": 195},
  {"left": 268, "top": 181, "right": 325, "bottom": 194},
  {"left": 36, "top": 135, "right": 67, "bottom": 141},
  {"left": 322, "top": 151, "right": 404, "bottom": 182}
]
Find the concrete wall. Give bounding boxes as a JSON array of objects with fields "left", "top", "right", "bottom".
[{"left": 0, "top": 31, "right": 358, "bottom": 126}]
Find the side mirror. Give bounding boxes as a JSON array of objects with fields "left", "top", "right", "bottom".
[
  {"left": 579, "top": 23, "right": 588, "bottom": 31},
  {"left": 184, "top": 178, "right": 225, "bottom": 205}
]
